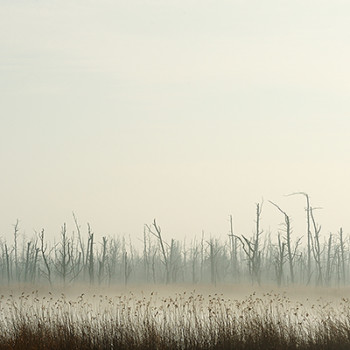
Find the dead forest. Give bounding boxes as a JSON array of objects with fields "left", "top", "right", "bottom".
[{"left": 1, "top": 193, "right": 349, "bottom": 287}]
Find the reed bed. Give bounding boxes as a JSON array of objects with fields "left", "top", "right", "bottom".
[{"left": 0, "top": 288, "right": 350, "bottom": 349}]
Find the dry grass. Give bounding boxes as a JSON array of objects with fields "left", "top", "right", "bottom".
[{"left": 0, "top": 286, "right": 350, "bottom": 349}]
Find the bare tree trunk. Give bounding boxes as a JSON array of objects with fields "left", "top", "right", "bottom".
[
  {"left": 98, "top": 237, "right": 107, "bottom": 285},
  {"left": 208, "top": 239, "right": 216, "bottom": 286},
  {"left": 73, "top": 212, "right": 85, "bottom": 269},
  {"left": 123, "top": 251, "right": 132, "bottom": 286},
  {"left": 13, "top": 220, "right": 19, "bottom": 281},
  {"left": 310, "top": 207, "right": 323, "bottom": 285},
  {"left": 88, "top": 224, "right": 94, "bottom": 285},
  {"left": 252, "top": 203, "right": 262, "bottom": 285},
  {"left": 339, "top": 228, "right": 345, "bottom": 285},
  {"left": 143, "top": 225, "right": 150, "bottom": 282},
  {"left": 200, "top": 231, "right": 204, "bottom": 282},
  {"left": 287, "top": 193, "right": 312, "bottom": 284},
  {"left": 191, "top": 244, "right": 198, "bottom": 284},
  {"left": 228, "top": 215, "right": 238, "bottom": 279},
  {"left": 269, "top": 201, "right": 301, "bottom": 284},
  {"left": 60, "top": 223, "right": 69, "bottom": 285},
  {"left": 39, "top": 229, "right": 52, "bottom": 286},
  {"left": 234, "top": 202, "right": 263, "bottom": 285},
  {"left": 275, "top": 233, "right": 286, "bottom": 286},
  {"left": 31, "top": 247, "right": 39, "bottom": 283},
  {"left": 5, "top": 244, "right": 10, "bottom": 285},
  {"left": 169, "top": 239, "right": 175, "bottom": 283},
  {"left": 325, "top": 233, "right": 332, "bottom": 286},
  {"left": 148, "top": 219, "right": 169, "bottom": 284},
  {"left": 152, "top": 250, "right": 156, "bottom": 284},
  {"left": 24, "top": 242, "right": 31, "bottom": 282}
]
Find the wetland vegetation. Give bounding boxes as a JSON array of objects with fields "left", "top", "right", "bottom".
[
  {"left": 0, "top": 285, "right": 350, "bottom": 349},
  {"left": 2, "top": 195, "right": 350, "bottom": 349}
]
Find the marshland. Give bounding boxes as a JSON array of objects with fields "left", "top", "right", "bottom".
[
  {"left": 1, "top": 198, "right": 350, "bottom": 349},
  {"left": 3, "top": 0, "right": 350, "bottom": 349},
  {"left": 1, "top": 284, "right": 350, "bottom": 349}
]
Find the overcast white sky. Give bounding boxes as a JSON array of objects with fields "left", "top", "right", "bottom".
[{"left": 1, "top": 0, "right": 350, "bottom": 244}]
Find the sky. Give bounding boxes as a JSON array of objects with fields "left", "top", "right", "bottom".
[{"left": 1, "top": 0, "right": 350, "bottom": 245}]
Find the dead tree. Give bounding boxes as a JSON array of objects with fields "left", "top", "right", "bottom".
[
  {"left": 234, "top": 202, "right": 263, "bottom": 285},
  {"left": 39, "top": 229, "right": 52, "bottom": 285},
  {"left": 73, "top": 212, "right": 85, "bottom": 270},
  {"left": 123, "top": 251, "right": 132, "bottom": 286},
  {"left": 29, "top": 243, "right": 39, "bottom": 284},
  {"left": 54, "top": 223, "right": 82, "bottom": 285},
  {"left": 145, "top": 226, "right": 157, "bottom": 284},
  {"left": 87, "top": 224, "right": 94, "bottom": 285},
  {"left": 143, "top": 225, "right": 150, "bottom": 282},
  {"left": 310, "top": 207, "right": 323, "bottom": 285},
  {"left": 168, "top": 239, "right": 183, "bottom": 283},
  {"left": 325, "top": 233, "right": 333, "bottom": 285},
  {"left": 207, "top": 239, "right": 223, "bottom": 285},
  {"left": 4, "top": 243, "right": 10, "bottom": 285},
  {"left": 274, "top": 233, "right": 286, "bottom": 286},
  {"left": 55, "top": 223, "right": 71, "bottom": 285},
  {"left": 269, "top": 201, "right": 301, "bottom": 284},
  {"left": 287, "top": 193, "right": 312, "bottom": 283},
  {"left": 24, "top": 242, "right": 31, "bottom": 282},
  {"left": 200, "top": 231, "right": 204, "bottom": 282},
  {"left": 147, "top": 219, "right": 170, "bottom": 284},
  {"left": 13, "top": 220, "right": 19, "bottom": 281},
  {"left": 151, "top": 250, "right": 157, "bottom": 284},
  {"left": 190, "top": 241, "right": 199, "bottom": 284},
  {"left": 182, "top": 239, "right": 187, "bottom": 282},
  {"left": 339, "top": 228, "right": 346, "bottom": 285},
  {"left": 98, "top": 236, "right": 107, "bottom": 285},
  {"left": 22, "top": 238, "right": 39, "bottom": 283},
  {"left": 228, "top": 215, "right": 239, "bottom": 279},
  {"left": 106, "top": 238, "right": 120, "bottom": 285}
]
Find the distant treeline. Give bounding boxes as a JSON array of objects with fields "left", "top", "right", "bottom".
[{"left": 0, "top": 193, "right": 348, "bottom": 286}]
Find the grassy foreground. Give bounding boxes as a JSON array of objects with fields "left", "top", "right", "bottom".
[{"left": 0, "top": 286, "right": 350, "bottom": 350}]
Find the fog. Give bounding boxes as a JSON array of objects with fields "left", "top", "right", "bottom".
[{"left": 4, "top": 3, "right": 350, "bottom": 349}]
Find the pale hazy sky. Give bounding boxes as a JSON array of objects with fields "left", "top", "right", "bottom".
[{"left": 1, "top": 0, "right": 350, "bottom": 243}]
